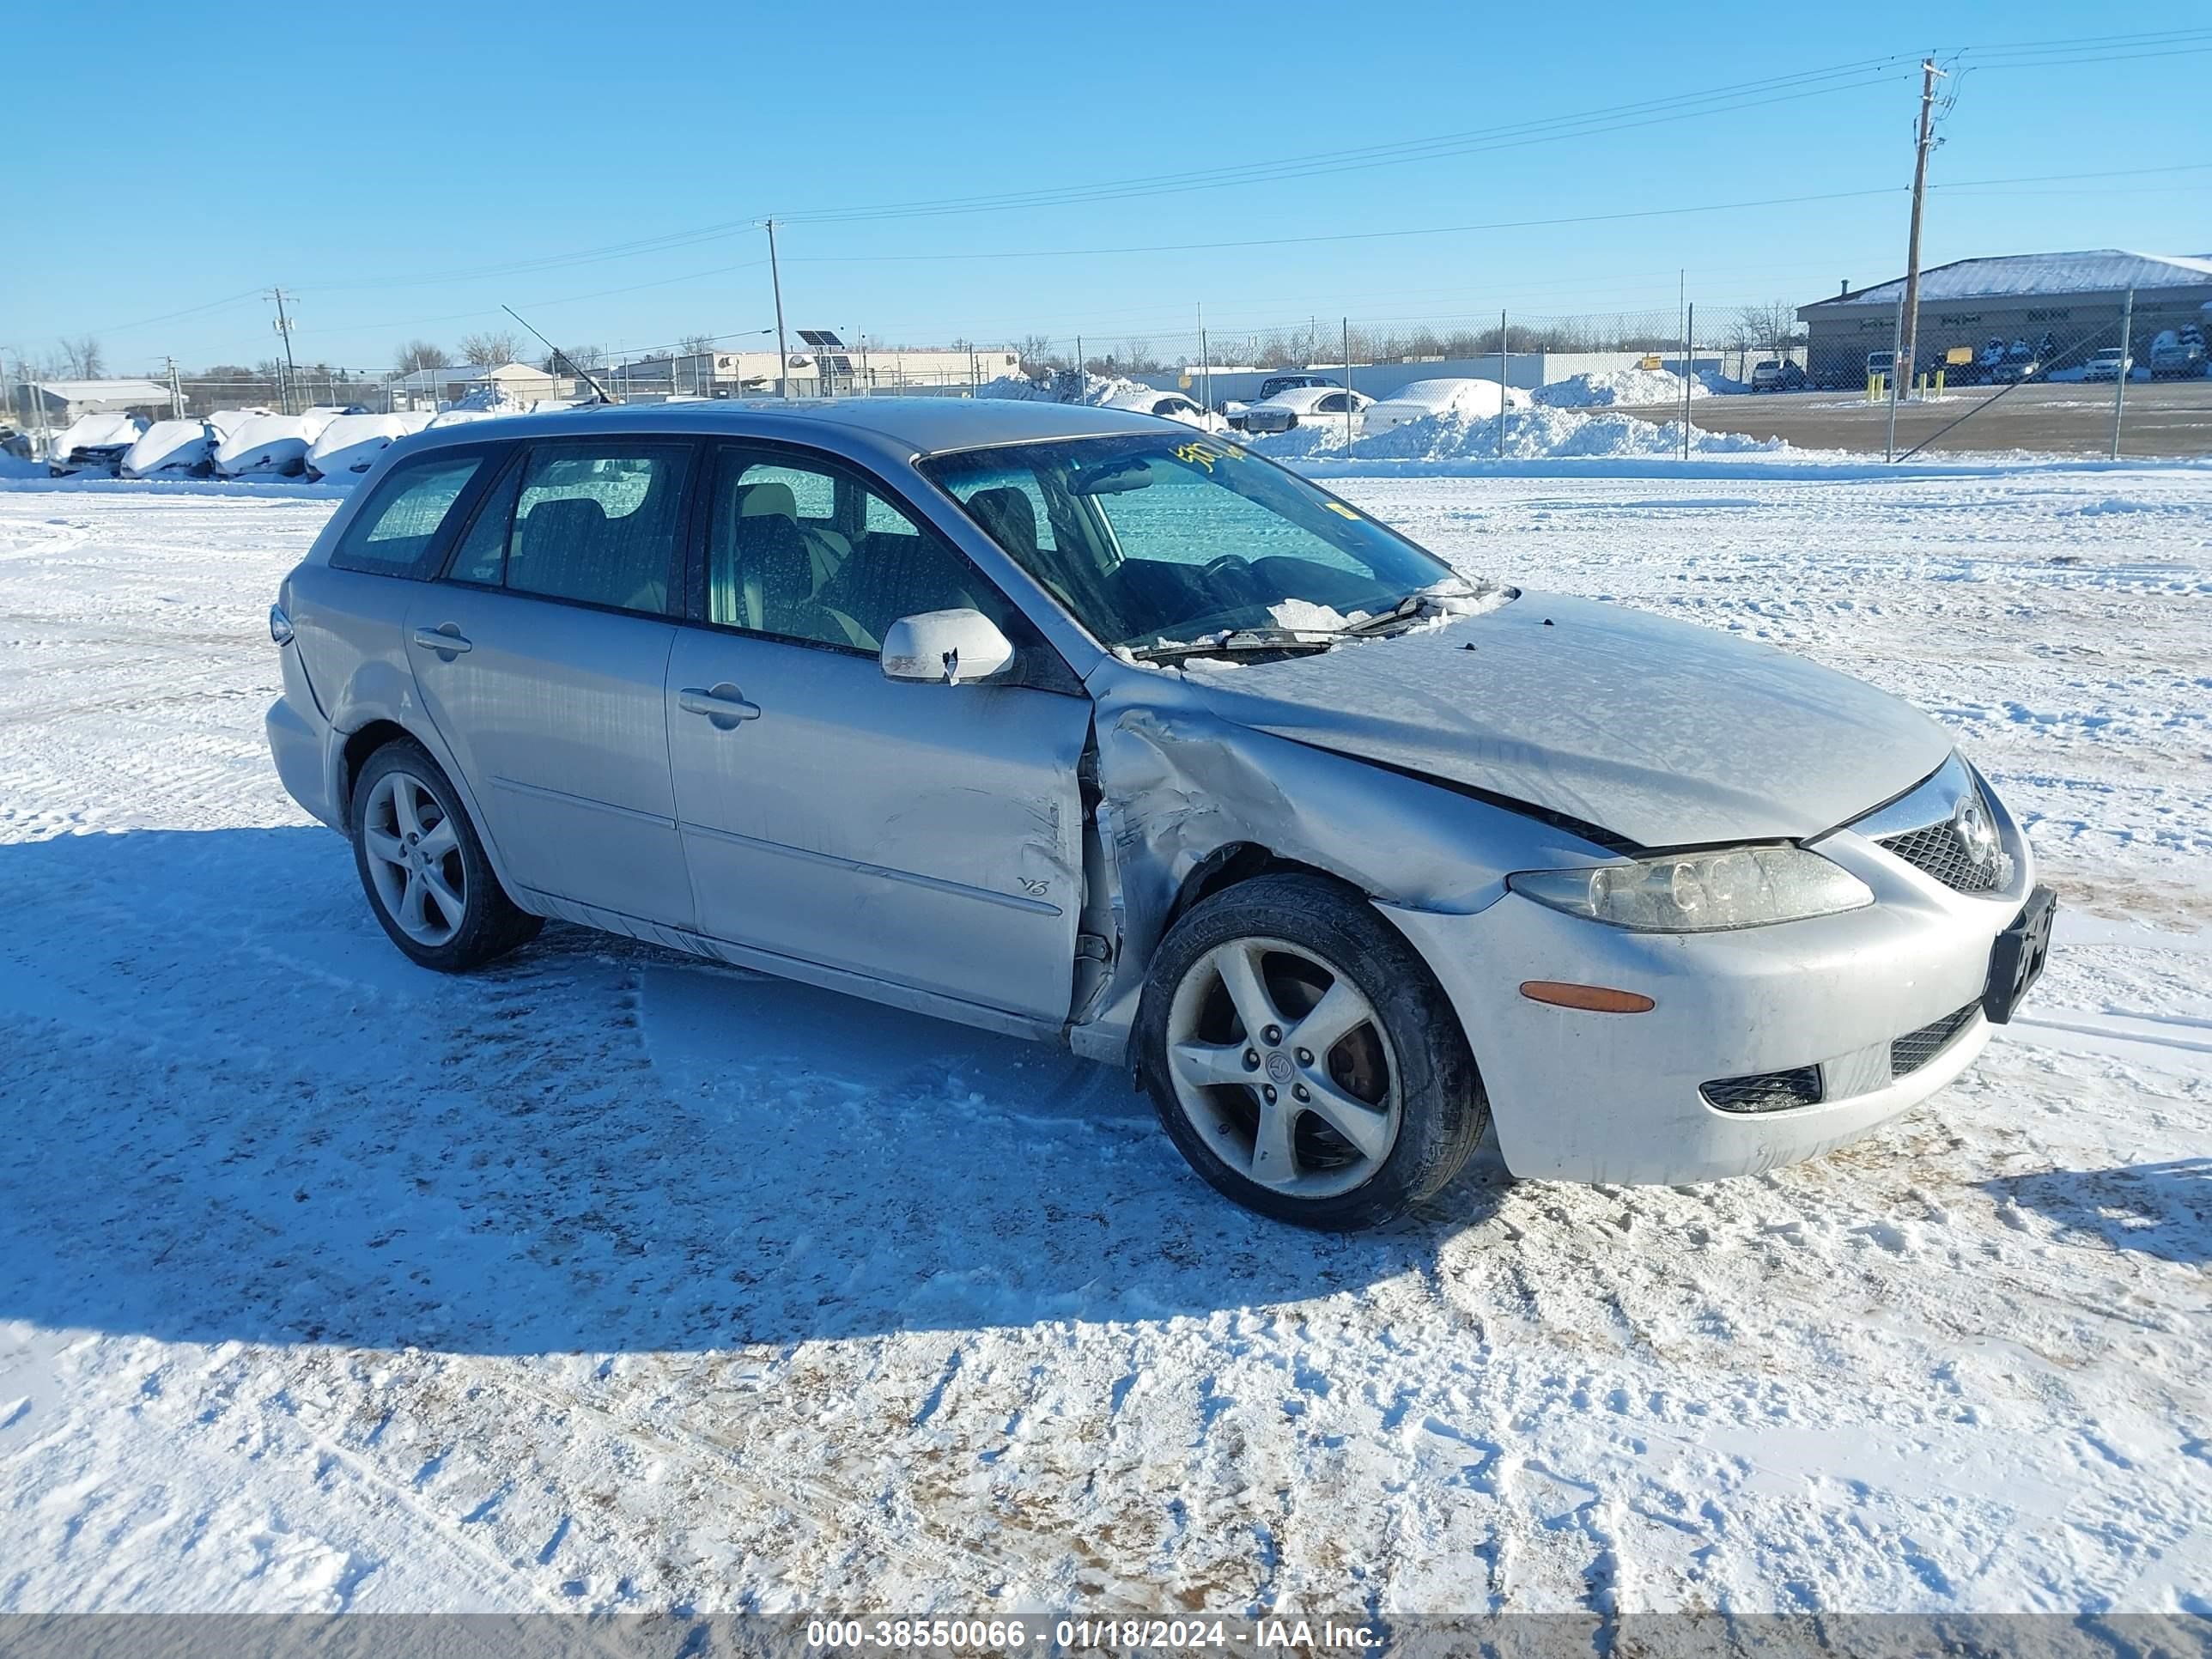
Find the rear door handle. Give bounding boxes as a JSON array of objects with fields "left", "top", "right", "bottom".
[
  {"left": 411, "top": 623, "right": 472, "bottom": 657},
  {"left": 678, "top": 682, "right": 762, "bottom": 728}
]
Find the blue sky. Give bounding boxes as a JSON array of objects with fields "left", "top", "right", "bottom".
[{"left": 4, "top": 1, "right": 2208, "bottom": 374}]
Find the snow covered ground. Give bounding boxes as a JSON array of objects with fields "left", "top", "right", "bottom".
[{"left": 0, "top": 462, "right": 2207, "bottom": 1623}]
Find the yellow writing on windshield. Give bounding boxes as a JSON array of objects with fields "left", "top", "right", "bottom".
[
  {"left": 1323, "top": 501, "right": 1362, "bottom": 520},
  {"left": 1172, "top": 441, "right": 1222, "bottom": 471}
]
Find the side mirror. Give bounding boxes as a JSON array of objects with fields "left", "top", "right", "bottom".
[{"left": 879, "top": 608, "right": 1016, "bottom": 686}]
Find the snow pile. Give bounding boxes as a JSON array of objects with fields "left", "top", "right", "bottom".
[
  {"left": 1535, "top": 367, "right": 1735, "bottom": 408},
  {"left": 978, "top": 369, "right": 1158, "bottom": 407},
  {"left": 1253, "top": 404, "right": 1785, "bottom": 462}
]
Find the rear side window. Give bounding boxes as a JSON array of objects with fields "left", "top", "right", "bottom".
[
  {"left": 329, "top": 452, "right": 487, "bottom": 577},
  {"left": 497, "top": 443, "right": 693, "bottom": 615}
]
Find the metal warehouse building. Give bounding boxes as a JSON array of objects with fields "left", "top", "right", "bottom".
[{"left": 1799, "top": 250, "right": 2212, "bottom": 386}]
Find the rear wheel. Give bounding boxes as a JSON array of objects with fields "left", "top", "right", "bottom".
[
  {"left": 1136, "top": 872, "right": 1487, "bottom": 1230},
  {"left": 350, "top": 738, "right": 540, "bottom": 972}
]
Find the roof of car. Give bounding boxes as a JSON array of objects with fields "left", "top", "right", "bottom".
[
  {"left": 399, "top": 395, "right": 1166, "bottom": 458},
  {"left": 1257, "top": 386, "right": 1358, "bottom": 410}
]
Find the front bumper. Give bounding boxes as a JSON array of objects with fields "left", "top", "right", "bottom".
[{"left": 1378, "top": 809, "right": 2039, "bottom": 1184}]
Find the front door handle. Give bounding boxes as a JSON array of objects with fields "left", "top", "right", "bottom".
[
  {"left": 678, "top": 682, "right": 762, "bottom": 729},
  {"left": 411, "top": 623, "right": 472, "bottom": 657}
]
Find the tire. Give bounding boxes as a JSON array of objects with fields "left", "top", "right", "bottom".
[
  {"left": 349, "top": 738, "right": 541, "bottom": 972},
  {"left": 1134, "top": 872, "right": 1488, "bottom": 1231}
]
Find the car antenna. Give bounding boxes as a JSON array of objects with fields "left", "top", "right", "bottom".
[{"left": 501, "top": 303, "right": 615, "bottom": 405}]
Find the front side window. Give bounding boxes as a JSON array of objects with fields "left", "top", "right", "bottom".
[
  {"left": 330, "top": 450, "right": 487, "bottom": 577},
  {"left": 702, "top": 447, "right": 1023, "bottom": 653},
  {"left": 478, "top": 443, "right": 691, "bottom": 614},
  {"left": 920, "top": 434, "right": 1457, "bottom": 652}
]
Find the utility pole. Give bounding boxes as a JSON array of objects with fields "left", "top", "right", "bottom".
[
  {"left": 269, "top": 288, "right": 300, "bottom": 416},
  {"left": 166, "top": 356, "right": 183, "bottom": 417},
  {"left": 1897, "top": 57, "right": 1946, "bottom": 401},
  {"left": 763, "top": 220, "right": 790, "bottom": 399},
  {"left": 2111, "top": 288, "right": 2135, "bottom": 460}
]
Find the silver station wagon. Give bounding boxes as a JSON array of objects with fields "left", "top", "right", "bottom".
[{"left": 267, "top": 399, "right": 2053, "bottom": 1229}]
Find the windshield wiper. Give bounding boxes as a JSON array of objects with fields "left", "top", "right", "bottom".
[
  {"left": 1126, "top": 627, "right": 1341, "bottom": 663},
  {"left": 1334, "top": 595, "right": 1431, "bottom": 638}
]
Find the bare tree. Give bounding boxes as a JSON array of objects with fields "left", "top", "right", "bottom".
[
  {"left": 394, "top": 340, "right": 447, "bottom": 374},
  {"left": 1015, "top": 333, "right": 1058, "bottom": 377},
  {"left": 1733, "top": 301, "right": 1803, "bottom": 356},
  {"left": 677, "top": 333, "right": 717, "bottom": 359},
  {"left": 59, "top": 336, "right": 104, "bottom": 378},
  {"left": 541, "top": 343, "right": 605, "bottom": 374},
  {"left": 458, "top": 330, "right": 522, "bottom": 367}
]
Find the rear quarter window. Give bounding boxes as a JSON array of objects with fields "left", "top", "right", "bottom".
[{"left": 329, "top": 451, "right": 489, "bottom": 578}]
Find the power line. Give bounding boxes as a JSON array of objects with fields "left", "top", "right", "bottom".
[{"left": 776, "top": 162, "right": 2207, "bottom": 268}]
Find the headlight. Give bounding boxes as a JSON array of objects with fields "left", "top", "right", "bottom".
[{"left": 1508, "top": 844, "right": 1873, "bottom": 933}]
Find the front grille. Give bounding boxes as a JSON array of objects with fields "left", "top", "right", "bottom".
[
  {"left": 1891, "top": 1003, "right": 1980, "bottom": 1078},
  {"left": 1700, "top": 1066, "right": 1823, "bottom": 1115},
  {"left": 1876, "top": 821, "right": 2007, "bottom": 894}
]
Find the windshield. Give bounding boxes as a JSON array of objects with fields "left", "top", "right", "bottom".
[{"left": 919, "top": 433, "right": 1462, "bottom": 652}]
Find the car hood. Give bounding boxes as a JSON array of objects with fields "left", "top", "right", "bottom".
[{"left": 1176, "top": 592, "right": 1953, "bottom": 848}]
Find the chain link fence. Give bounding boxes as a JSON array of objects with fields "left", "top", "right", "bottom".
[{"left": 15, "top": 288, "right": 2208, "bottom": 465}]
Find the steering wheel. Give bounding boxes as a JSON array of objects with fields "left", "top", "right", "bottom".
[{"left": 1202, "top": 553, "right": 1253, "bottom": 584}]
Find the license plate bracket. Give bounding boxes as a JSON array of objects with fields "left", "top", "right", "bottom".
[{"left": 1984, "top": 884, "right": 2057, "bottom": 1025}]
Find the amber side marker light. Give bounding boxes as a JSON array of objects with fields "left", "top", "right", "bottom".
[{"left": 1520, "top": 981, "right": 1656, "bottom": 1014}]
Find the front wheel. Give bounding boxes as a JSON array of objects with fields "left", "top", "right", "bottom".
[
  {"left": 1135, "top": 872, "right": 1488, "bottom": 1230},
  {"left": 350, "top": 738, "right": 540, "bottom": 972}
]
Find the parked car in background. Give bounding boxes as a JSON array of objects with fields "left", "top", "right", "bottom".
[
  {"left": 122, "top": 418, "right": 218, "bottom": 479},
  {"left": 1223, "top": 375, "right": 1345, "bottom": 431},
  {"left": 2081, "top": 348, "right": 2133, "bottom": 383},
  {"left": 306, "top": 412, "right": 432, "bottom": 480},
  {"left": 1865, "top": 350, "right": 1896, "bottom": 383},
  {"left": 264, "top": 398, "right": 2054, "bottom": 1229},
  {"left": 1100, "top": 389, "right": 1224, "bottom": 432},
  {"left": 2148, "top": 326, "right": 2204, "bottom": 379},
  {"left": 1988, "top": 341, "right": 2041, "bottom": 385},
  {"left": 1361, "top": 378, "right": 1527, "bottom": 432},
  {"left": 214, "top": 411, "right": 334, "bottom": 479},
  {"left": 46, "top": 411, "right": 148, "bottom": 477},
  {"left": 1750, "top": 360, "right": 1807, "bottom": 392},
  {"left": 1242, "top": 386, "right": 1372, "bottom": 434}
]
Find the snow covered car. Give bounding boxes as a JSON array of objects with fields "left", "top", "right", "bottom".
[
  {"left": 212, "top": 412, "right": 332, "bottom": 478},
  {"left": 264, "top": 400, "right": 2055, "bottom": 1229},
  {"left": 1240, "top": 386, "right": 1372, "bottom": 435},
  {"left": 2148, "top": 326, "right": 2204, "bottom": 379},
  {"left": 121, "top": 418, "right": 217, "bottom": 479},
  {"left": 1361, "top": 378, "right": 1527, "bottom": 432},
  {"left": 305, "top": 412, "right": 426, "bottom": 480},
  {"left": 1100, "top": 389, "right": 1224, "bottom": 431},
  {"left": 46, "top": 412, "right": 148, "bottom": 477}
]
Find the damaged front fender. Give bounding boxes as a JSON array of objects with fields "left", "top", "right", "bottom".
[{"left": 1071, "top": 665, "right": 1615, "bottom": 1066}]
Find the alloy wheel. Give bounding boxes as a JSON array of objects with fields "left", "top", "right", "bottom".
[
  {"left": 1162, "top": 937, "right": 1403, "bottom": 1200},
  {"left": 360, "top": 769, "right": 467, "bottom": 948}
]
